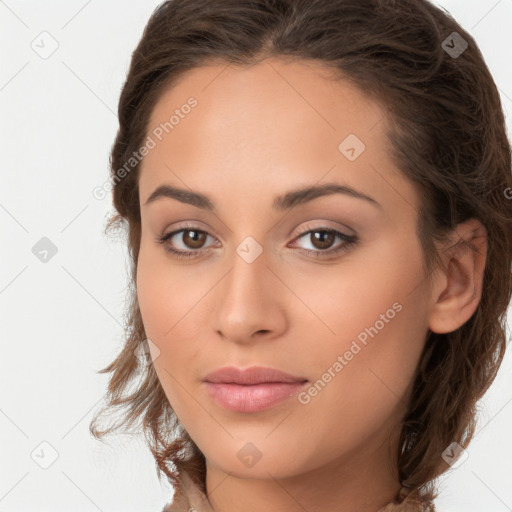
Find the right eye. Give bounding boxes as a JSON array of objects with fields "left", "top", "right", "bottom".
[{"left": 156, "top": 227, "right": 219, "bottom": 259}]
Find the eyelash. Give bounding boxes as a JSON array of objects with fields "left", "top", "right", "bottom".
[{"left": 155, "top": 223, "right": 358, "bottom": 260}]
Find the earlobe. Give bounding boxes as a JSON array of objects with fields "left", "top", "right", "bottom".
[{"left": 428, "top": 218, "right": 487, "bottom": 334}]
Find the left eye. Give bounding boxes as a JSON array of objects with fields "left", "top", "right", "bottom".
[{"left": 290, "top": 228, "right": 357, "bottom": 255}]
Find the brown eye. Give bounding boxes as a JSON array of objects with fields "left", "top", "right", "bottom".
[
  {"left": 290, "top": 227, "right": 358, "bottom": 258},
  {"left": 157, "top": 227, "right": 217, "bottom": 258},
  {"left": 182, "top": 230, "right": 207, "bottom": 249},
  {"left": 309, "top": 231, "right": 335, "bottom": 250}
]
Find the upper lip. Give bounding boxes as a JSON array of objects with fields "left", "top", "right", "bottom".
[{"left": 203, "top": 366, "right": 308, "bottom": 385}]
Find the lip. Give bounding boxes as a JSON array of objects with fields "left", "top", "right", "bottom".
[
  {"left": 203, "top": 366, "right": 308, "bottom": 413},
  {"left": 203, "top": 366, "right": 307, "bottom": 385}
]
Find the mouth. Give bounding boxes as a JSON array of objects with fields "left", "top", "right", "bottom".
[{"left": 202, "top": 366, "right": 309, "bottom": 413}]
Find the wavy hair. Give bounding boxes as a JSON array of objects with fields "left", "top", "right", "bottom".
[{"left": 90, "top": 0, "right": 512, "bottom": 504}]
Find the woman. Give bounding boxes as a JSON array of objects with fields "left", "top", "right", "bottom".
[{"left": 90, "top": 0, "right": 512, "bottom": 510}]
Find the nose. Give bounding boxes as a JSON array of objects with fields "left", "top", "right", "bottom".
[{"left": 213, "top": 243, "right": 288, "bottom": 345}]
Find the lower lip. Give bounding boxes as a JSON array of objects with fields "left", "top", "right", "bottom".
[{"left": 203, "top": 381, "right": 308, "bottom": 413}]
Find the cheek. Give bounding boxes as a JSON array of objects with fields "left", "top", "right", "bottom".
[
  {"left": 296, "top": 300, "right": 427, "bottom": 460},
  {"left": 136, "top": 256, "right": 205, "bottom": 422},
  {"left": 289, "top": 234, "right": 429, "bottom": 418},
  {"left": 135, "top": 246, "right": 215, "bottom": 385},
  {"left": 136, "top": 243, "right": 207, "bottom": 341},
  {"left": 289, "top": 233, "right": 427, "bottom": 352}
]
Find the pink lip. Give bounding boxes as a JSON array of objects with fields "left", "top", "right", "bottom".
[{"left": 203, "top": 366, "right": 308, "bottom": 413}]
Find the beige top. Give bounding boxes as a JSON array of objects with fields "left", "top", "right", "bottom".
[{"left": 162, "top": 470, "right": 436, "bottom": 512}]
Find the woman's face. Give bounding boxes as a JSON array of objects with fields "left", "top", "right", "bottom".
[{"left": 136, "top": 58, "right": 434, "bottom": 481}]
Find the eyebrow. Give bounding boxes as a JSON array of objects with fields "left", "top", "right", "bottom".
[{"left": 143, "top": 182, "right": 381, "bottom": 211}]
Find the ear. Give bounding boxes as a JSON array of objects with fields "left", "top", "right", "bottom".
[{"left": 428, "top": 218, "right": 487, "bottom": 334}]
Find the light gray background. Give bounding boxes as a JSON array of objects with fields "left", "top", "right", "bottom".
[{"left": 1, "top": 1, "right": 511, "bottom": 511}]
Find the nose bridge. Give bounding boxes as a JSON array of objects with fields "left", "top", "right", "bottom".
[
  {"left": 222, "top": 240, "right": 268, "bottom": 316},
  {"left": 213, "top": 237, "right": 284, "bottom": 341}
]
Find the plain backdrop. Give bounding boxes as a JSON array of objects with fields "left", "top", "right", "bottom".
[{"left": 1, "top": 1, "right": 511, "bottom": 511}]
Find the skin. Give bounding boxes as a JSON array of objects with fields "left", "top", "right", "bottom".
[{"left": 136, "top": 57, "right": 487, "bottom": 512}]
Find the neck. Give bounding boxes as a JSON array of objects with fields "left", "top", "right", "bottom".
[{"left": 204, "top": 424, "right": 402, "bottom": 512}]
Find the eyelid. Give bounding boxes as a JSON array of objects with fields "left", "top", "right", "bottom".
[
  {"left": 163, "top": 222, "right": 220, "bottom": 247},
  {"left": 289, "top": 220, "right": 356, "bottom": 240},
  {"left": 162, "top": 220, "right": 218, "bottom": 240}
]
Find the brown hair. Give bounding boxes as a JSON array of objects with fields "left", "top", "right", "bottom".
[{"left": 90, "top": 0, "right": 512, "bottom": 504}]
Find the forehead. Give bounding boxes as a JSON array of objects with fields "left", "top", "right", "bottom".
[
  {"left": 138, "top": 57, "right": 417, "bottom": 218},
  {"left": 145, "top": 57, "right": 385, "bottom": 144}
]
